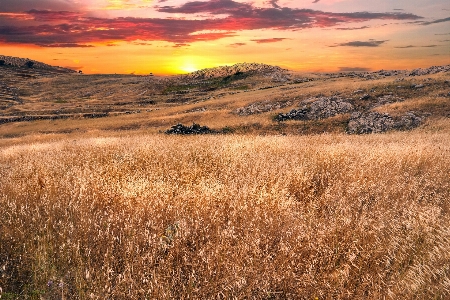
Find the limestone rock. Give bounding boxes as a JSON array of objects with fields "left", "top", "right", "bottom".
[
  {"left": 308, "top": 97, "right": 354, "bottom": 119},
  {"left": 347, "top": 112, "right": 394, "bottom": 134},
  {"left": 347, "top": 111, "right": 423, "bottom": 134},
  {"left": 275, "top": 96, "right": 353, "bottom": 121}
]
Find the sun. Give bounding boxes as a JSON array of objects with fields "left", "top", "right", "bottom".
[
  {"left": 167, "top": 56, "right": 213, "bottom": 74},
  {"left": 180, "top": 62, "right": 198, "bottom": 73}
]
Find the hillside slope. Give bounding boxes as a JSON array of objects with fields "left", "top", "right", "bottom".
[
  {"left": 0, "top": 55, "right": 76, "bottom": 73},
  {"left": 0, "top": 57, "right": 449, "bottom": 138}
]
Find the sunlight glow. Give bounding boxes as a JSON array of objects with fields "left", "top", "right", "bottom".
[{"left": 180, "top": 62, "right": 198, "bottom": 73}]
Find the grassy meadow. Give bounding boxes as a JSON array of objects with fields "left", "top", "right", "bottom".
[{"left": 1, "top": 128, "right": 449, "bottom": 299}]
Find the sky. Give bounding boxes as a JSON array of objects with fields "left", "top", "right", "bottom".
[{"left": 0, "top": 0, "right": 449, "bottom": 74}]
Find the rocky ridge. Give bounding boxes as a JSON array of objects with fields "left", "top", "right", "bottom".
[
  {"left": 180, "top": 63, "right": 289, "bottom": 80},
  {"left": 324, "top": 65, "right": 450, "bottom": 80}
]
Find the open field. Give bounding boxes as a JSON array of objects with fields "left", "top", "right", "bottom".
[
  {"left": 1, "top": 59, "right": 450, "bottom": 298},
  {"left": 1, "top": 130, "right": 449, "bottom": 299}
]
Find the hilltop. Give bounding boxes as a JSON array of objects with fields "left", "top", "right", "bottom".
[
  {"left": 180, "top": 62, "right": 289, "bottom": 81},
  {"left": 0, "top": 55, "right": 76, "bottom": 74}
]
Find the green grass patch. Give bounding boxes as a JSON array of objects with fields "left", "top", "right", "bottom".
[{"left": 231, "top": 85, "right": 249, "bottom": 90}]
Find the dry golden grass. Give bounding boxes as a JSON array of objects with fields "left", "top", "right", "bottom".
[{"left": 1, "top": 130, "right": 449, "bottom": 299}]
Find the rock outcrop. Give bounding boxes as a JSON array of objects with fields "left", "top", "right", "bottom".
[
  {"left": 275, "top": 97, "right": 353, "bottom": 121},
  {"left": 308, "top": 97, "right": 354, "bottom": 119},
  {"left": 347, "top": 112, "right": 394, "bottom": 134},
  {"left": 396, "top": 112, "right": 423, "bottom": 130},
  {"left": 165, "top": 123, "right": 215, "bottom": 134},
  {"left": 347, "top": 111, "right": 422, "bottom": 134}
]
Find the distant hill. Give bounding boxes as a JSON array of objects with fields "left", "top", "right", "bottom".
[
  {"left": 0, "top": 55, "right": 76, "bottom": 73},
  {"left": 181, "top": 63, "right": 288, "bottom": 80}
]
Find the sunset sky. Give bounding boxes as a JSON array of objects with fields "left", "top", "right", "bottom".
[{"left": 0, "top": 0, "right": 449, "bottom": 74}]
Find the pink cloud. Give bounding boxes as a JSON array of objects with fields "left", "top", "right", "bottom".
[{"left": 0, "top": 0, "right": 423, "bottom": 47}]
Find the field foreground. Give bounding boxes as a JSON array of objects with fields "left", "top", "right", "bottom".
[{"left": 1, "top": 131, "right": 449, "bottom": 299}]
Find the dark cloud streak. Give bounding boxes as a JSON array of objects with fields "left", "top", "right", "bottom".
[
  {"left": 394, "top": 45, "right": 415, "bottom": 48},
  {"left": 420, "top": 17, "right": 450, "bottom": 25},
  {"left": 335, "top": 26, "right": 369, "bottom": 30},
  {"left": 268, "top": 0, "right": 280, "bottom": 8},
  {"left": 331, "top": 40, "right": 387, "bottom": 47},
  {"left": 251, "top": 38, "right": 287, "bottom": 43},
  {"left": 40, "top": 43, "right": 94, "bottom": 48},
  {"left": 229, "top": 42, "right": 246, "bottom": 47},
  {"left": 394, "top": 44, "right": 441, "bottom": 48}
]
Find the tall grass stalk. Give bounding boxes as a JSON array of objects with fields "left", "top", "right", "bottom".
[{"left": 1, "top": 133, "right": 449, "bottom": 299}]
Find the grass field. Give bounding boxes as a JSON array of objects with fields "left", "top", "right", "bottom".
[
  {"left": 1, "top": 127, "right": 449, "bottom": 299},
  {"left": 1, "top": 61, "right": 449, "bottom": 298}
]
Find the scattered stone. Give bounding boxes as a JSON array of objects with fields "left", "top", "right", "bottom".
[
  {"left": 235, "top": 100, "right": 292, "bottom": 116},
  {"left": 275, "top": 108, "right": 309, "bottom": 121},
  {"left": 165, "top": 123, "right": 215, "bottom": 134},
  {"left": 408, "top": 65, "right": 450, "bottom": 76},
  {"left": 184, "top": 107, "right": 207, "bottom": 113},
  {"left": 0, "top": 114, "right": 72, "bottom": 124},
  {"left": 396, "top": 112, "right": 423, "bottom": 130},
  {"left": 83, "top": 112, "right": 109, "bottom": 118},
  {"left": 374, "top": 95, "right": 404, "bottom": 107},
  {"left": 413, "top": 84, "right": 425, "bottom": 89},
  {"left": 360, "top": 94, "right": 371, "bottom": 100}
]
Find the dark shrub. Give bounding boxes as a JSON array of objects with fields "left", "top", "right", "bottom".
[{"left": 25, "top": 61, "right": 34, "bottom": 68}]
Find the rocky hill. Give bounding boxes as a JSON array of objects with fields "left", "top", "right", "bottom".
[
  {"left": 181, "top": 63, "right": 288, "bottom": 80},
  {"left": 0, "top": 55, "right": 76, "bottom": 73}
]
